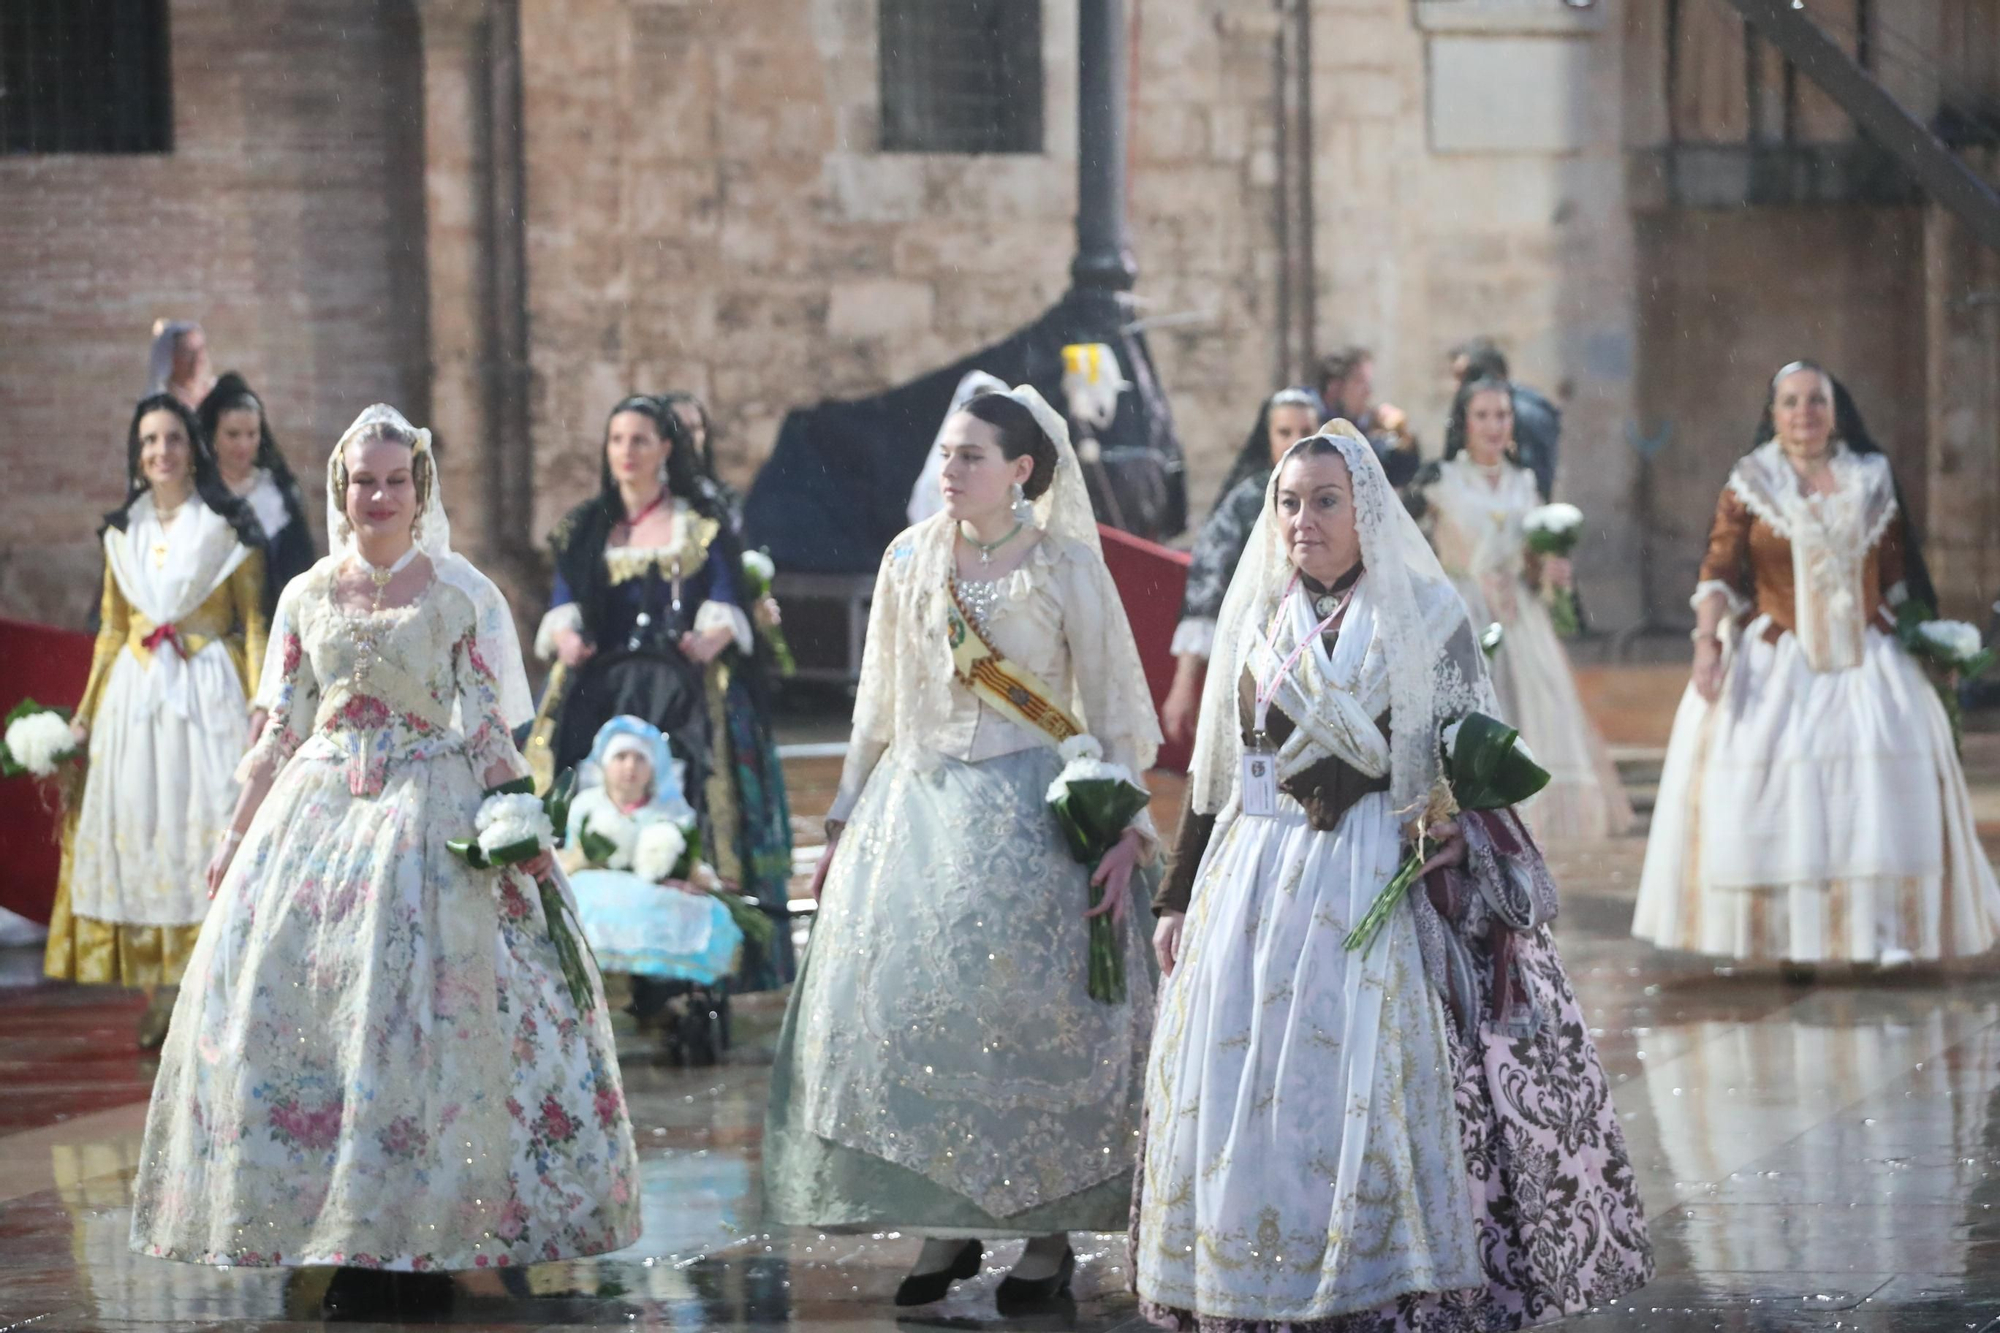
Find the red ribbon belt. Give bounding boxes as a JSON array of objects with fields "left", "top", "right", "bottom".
[{"left": 141, "top": 622, "right": 188, "bottom": 660}]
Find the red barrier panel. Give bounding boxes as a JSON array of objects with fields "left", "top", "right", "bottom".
[
  {"left": 1096, "top": 523, "right": 1192, "bottom": 774},
  {"left": 0, "top": 617, "right": 94, "bottom": 924}
]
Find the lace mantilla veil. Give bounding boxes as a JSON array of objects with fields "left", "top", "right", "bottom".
[
  {"left": 1189, "top": 420, "right": 1495, "bottom": 821},
  {"left": 258, "top": 403, "right": 537, "bottom": 730},
  {"left": 848, "top": 384, "right": 1160, "bottom": 779}
]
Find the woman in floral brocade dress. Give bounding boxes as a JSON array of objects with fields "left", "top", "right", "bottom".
[{"left": 129, "top": 405, "right": 639, "bottom": 1319}]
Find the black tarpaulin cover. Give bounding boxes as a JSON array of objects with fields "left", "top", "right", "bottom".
[{"left": 742, "top": 290, "right": 1186, "bottom": 574}]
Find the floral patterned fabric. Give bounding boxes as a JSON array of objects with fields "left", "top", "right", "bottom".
[{"left": 130, "top": 562, "right": 641, "bottom": 1271}]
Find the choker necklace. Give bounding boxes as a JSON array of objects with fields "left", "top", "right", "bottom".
[
  {"left": 624, "top": 489, "right": 669, "bottom": 528},
  {"left": 960, "top": 519, "right": 1026, "bottom": 566},
  {"left": 358, "top": 544, "right": 420, "bottom": 593}
]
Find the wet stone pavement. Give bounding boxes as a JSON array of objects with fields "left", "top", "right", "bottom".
[{"left": 4, "top": 828, "right": 2000, "bottom": 1331}]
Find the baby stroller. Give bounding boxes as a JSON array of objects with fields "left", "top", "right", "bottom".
[{"left": 630, "top": 974, "right": 732, "bottom": 1068}]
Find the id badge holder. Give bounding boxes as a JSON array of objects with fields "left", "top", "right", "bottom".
[{"left": 1241, "top": 736, "right": 1279, "bottom": 818}]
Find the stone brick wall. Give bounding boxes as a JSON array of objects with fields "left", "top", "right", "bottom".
[
  {"left": 12, "top": 0, "right": 1983, "bottom": 635},
  {"left": 0, "top": 0, "right": 426, "bottom": 630}
]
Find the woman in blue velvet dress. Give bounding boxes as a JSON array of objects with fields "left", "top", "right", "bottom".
[{"left": 528, "top": 395, "right": 795, "bottom": 989}]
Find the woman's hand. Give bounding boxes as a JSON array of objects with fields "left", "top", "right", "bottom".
[
  {"left": 1541, "top": 555, "right": 1574, "bottom": 590},
  {"left": 518, "top": 849, "right": 556, "bottom": 882},
  {"left": 1692, "top": 635, "right": 1726, "bottom": 703},
  {"left": 755, "top": 596, "right": 783, "bottom": 630},
  {"left": 205, "top": 837, "right": 240, "bottom": 899},
  {"left": 1161, "top": 678, "right": 1200, "bottom": 749},
  {"left": 809, "top": 823, "right": 844, "bottom": 903},
  {"left": 1085, "top": 827, "right": 1145, "bottom": 926},
  {"left": 680, "top": 624, "right": 736, "bottom": 665},
  {"left": 1418, "top": 819, "right": 1467, "bottom": 878},
  {"left": 554, "top": 626, "right": 596, "bottom": 668},
  {"left": 1153, "top": 910, "right": 1186, "bottom": 977},
  {"left": 1162, "top": 657, "right": 1205, "bottom": 749},
  {"left": 69, "top": 718, "right": 89, "bottom": 746}
]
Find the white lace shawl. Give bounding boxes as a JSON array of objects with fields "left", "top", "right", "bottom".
[{"left": 1189, "top": 423, "right": 1498, "bottom": 822}]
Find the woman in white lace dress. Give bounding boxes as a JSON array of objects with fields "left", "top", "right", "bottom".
[
  {"left": 1634, "top": 361, "right": 2000, "bottom": 964},
  {"left": 1411, "top": 377, "right": 1632, "bottom": 841},
  {"left": 764, "top": 386, "right": 1163, "bottom": 1313},
  {"left": 129, "top": 406, "right": 640, "bottom": 1318},
  {"left": 1135, "top": 426, "right": 1650, "bottom": 1330}
]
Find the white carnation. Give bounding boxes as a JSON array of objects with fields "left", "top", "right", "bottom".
[
  {"left": 584, "top": 811, "right": 640, "bottom": 870},
  {"left": 742, "top": 550, "right": 777, "bottom": 585},
  {"left": 1058, "top": 733, "right": 1105, "bottom": 765},
  {"left": 1523, "top": 503, "right": 1584, "bottom": 536},
  {"left": 5, "top": 711, "right": 76, "bottom": 777},
  {"left": 634, "top": 820, "right": 689, "bottom": 884},
  {"left": 1047, "top": 754, "right": 1140, "bottom": 804},
  {"left": 1916, "top": 619, "right": 1983, "bottom": 663},
  {"left": 474, "top": 792, "right": 552, "bottom": 857}
]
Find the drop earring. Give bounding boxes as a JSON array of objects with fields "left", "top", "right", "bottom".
[{"left": 1011, "top": 481, "right": 1034, "bottom": 524}]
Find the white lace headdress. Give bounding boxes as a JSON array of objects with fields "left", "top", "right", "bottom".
[
  {"left": 1188, "top": 420, "right": 1495, "bottom": 819},
  {"left": 852, "top": 383, "right": 1159, "bottom": 776},
  {"left": 324, "top": 404, "right": 537, "bottom": 728}
]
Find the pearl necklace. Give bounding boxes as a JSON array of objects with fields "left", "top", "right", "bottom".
[{"left": 349, "top": 545, "right": 419, "bottom": 691}]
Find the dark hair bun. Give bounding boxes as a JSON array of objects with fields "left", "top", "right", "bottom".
[{"left": 960, "top": 392, "right": 1058, "bottom": 499}]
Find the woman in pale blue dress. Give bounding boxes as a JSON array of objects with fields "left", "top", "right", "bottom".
[{"left": 764, "top": 387, "right": 1164, "bottom": 1313}]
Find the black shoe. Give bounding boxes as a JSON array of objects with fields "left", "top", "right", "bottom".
[
  {"left": 994, "top": 1246, "right": 1074, "bottom": 1314},
  {"left": 320, "top": 1265, "right": 397, "bottom": 1320},
  {"left": 894, "top": 1239, "right": 983, "bottom": 1307},
  {"left": 392, "top": 1270, "right": 455, "bottom": 1319}
]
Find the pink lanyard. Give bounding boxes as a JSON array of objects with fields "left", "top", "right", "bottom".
[{"left": 1253, "top": 573, "right": 1358, "bottom": 742}]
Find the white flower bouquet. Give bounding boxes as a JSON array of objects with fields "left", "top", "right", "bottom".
[
  {"left": 633, "top": 819, "right": 698, "bottom": 884},
  {"left": 740, "top": 548, "right": 796, "bottom": 676},
  {"left": 447, "top": 771, "right": 597, "bottom": 1012},
  {"left": 1896, "top": 603, "right": 1994, "bottom": 753},
  {"left": 630, "top": 815, "right": 773, "bottom": 949},
  {"left": 1522, "top": 503, "right": 1585, "bottom": 637},
  {"left": 1046, "top": 734, "right": 1151, "bottom": 1004},
  {"left": 2, "top": 700, "right": 80, "bottom": 780}
]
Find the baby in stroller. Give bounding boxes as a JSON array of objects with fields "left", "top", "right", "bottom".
[{"left": 561, "top": 715, "right": 767, "bottom": 1066}]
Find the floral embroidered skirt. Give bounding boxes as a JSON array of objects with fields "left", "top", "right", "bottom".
[{"left": 128, "top": 741, "right": 642, "bottom": 1271}]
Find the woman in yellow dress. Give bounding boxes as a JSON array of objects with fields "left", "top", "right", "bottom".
[{"left": 48, "top": 393, "right": 266, "bottom": 1048}]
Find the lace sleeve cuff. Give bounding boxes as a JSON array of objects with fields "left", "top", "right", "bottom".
[
  {"left": 695, "top": 600, "right": 754, "bottom": 655},
  {"left": 1690, "top": 580, "right": 1748, "bottom": 618},
  {"left": 236, "top": 712, "right": 303, "bottom": 783},
  {"left": 829, "top": 738, "right": 888, "bottom": 824},
  {"left": 1170, "top": 617, "right": 1216, "bottom": 659},
  {"left": 534, "top": 603, "right": 584, "bottom": 662},
  {"left": 464, "top": 718, "right": 528, "bottom": 780}
]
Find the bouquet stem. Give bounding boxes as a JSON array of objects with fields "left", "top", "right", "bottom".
[
  {"left": 1085, "top": 876, "right": 1125, "bottom": 1005},
  {"left": 537, "top": 879, "right": 598, "bottom": 1014},
  {"left": 1544, "top": 585, "right": 1580, "bottom": 638},
  {"left": 1342, "top": 838, "right": 1431, "bottom": 955}
]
